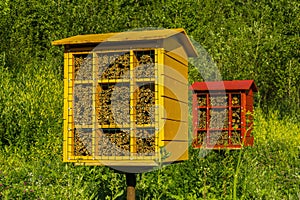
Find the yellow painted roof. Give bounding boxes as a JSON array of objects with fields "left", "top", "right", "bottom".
[{"left": 52, "top": 28, "right": 197, "bottom": 57}]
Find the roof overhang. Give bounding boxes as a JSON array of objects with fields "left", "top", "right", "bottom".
[
  {"left": 190, "top": 80, "right": 258, "bottom": 92},
  {"left": 52, "top": 28, "right": 198, "bottom": 57}
]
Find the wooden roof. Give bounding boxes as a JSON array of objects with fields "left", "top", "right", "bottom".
[
  {"left": 52, "top": 28, "right": 197, "bottom": 57},
  {"left": 190, "top": 80, "right": 258, "bottom": 92}
]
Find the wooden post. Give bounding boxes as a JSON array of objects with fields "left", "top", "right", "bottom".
[{"left": 126, "top": 173, "right": 136, "bottom": 200}]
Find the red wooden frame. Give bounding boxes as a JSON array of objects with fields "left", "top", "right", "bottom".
[{"left": 190, "top": 80, "right": 257, "bottom": 149}]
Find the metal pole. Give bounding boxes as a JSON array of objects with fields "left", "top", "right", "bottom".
[{"left": 126, "top": 173, "right": 136, "bottom": 200}]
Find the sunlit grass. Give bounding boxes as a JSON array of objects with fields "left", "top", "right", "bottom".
[{"left": 0, "top": 63, "right": 299, "bottom": 199}]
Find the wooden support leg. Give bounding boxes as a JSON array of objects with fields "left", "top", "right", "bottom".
[{"left": 126, "top": 173, "right": 136, "bottom": 200}]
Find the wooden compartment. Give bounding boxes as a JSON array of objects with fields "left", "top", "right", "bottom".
[
  {"left": 190, "top": 80, "right": 257, "bottom": 149},
  {"left": 52, "top": 28, "right": 197, "bottom": 167}
]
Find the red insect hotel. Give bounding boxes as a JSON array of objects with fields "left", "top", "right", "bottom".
[{"left": 190, "top": 80, "right": 258, "bottom": 149}]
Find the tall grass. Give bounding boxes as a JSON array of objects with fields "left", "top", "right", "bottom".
[
  {"left": 0, "top": 63, "right": 299, "bottom": 199},
  {"left": 0, "top": 61, "right": 62, "bottom": 150},
  {"left": 136, "top": 109, "right": 300, "bottom": 199}
]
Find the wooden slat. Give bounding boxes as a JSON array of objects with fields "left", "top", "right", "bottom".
[
  {"left": 53, "top": 28, "right": 184, "bottom": 45},
  {"left": 164, "top": 44, "right": 188, "bottom": 64},
  {"left": 74, "top": 160, "right": 159, "bottom": 167},
  {"left": 164, "top": 51, "right": 188, "bottom": 79},
  {"left": 157, "top": 48, "right": 165, "bottom": 147},
  {"left": 163, "top": 120, "right": 188, "bottom": 140},
  {"left": 162, "top": 140, "right": 188, "bottom": 162},
  {"left": 163, "top": 97, "right": 188, "bottom": 121},
  {"left": 163, "top": 79, "right": 188, "bottom": 102},
  {"left": 63, "top": 53, "right": 69, "bottom": 162},
  {"left": 68, "top": 52, "right": 75, "bottom": 159},
  {"left": 130, "top": 50, "right": 137, "bottom": 153}
]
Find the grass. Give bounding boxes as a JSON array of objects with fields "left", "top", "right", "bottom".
[
  {"left": 0, "top": 108, "right": 299, "bottom": 199},
  {"left": 0, "top": 64, "right": 299, "bottom": 199}
]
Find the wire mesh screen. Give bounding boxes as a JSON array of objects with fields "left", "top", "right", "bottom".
[
  {"left": 97, "top": 53, "right": 130, "bottom": 80},
  {"left": 70, "top": 50, "right": 159, "bottom": 159},
  {"left": 97, "top": 128, "right": 130, "bottom": 156},
  {"left": 96, "top": 83, "right": 130, "bottom": 126},
  {"left": 134, "top": 51, "right": 155, "bottom": 79},
  {"left": 194, "top": 93, "right": 243, "bottom": 147},
  {"left": 136, "top": 128, "right": 155, "bottom": 156},
  {"left": 135, "top": 83, "right": 155, "bottom": 125},
  {"left": 74, "top": 128, "right": 92, "bottom": 156},
  {"left": 74, "top": 54, "right": 93, "bottom": 80}
]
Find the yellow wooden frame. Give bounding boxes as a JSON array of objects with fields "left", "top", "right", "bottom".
[
  {"left": 64, "top": 49, "right": 162, "bottom": 163},
  {"left": 56, "top": 28, "right": 197, "bottom": 166}
]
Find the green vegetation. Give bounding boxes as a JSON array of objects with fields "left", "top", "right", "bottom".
[
  {"left": 0, "top": 107, "right": 299, "bottom": 199},
  {"left": 0, "top": 0, "right": 299, "bottom": 199}
]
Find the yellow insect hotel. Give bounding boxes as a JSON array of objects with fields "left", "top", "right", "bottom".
[{"left": 52, "top": 28, "right": 197, "bottom": 169}]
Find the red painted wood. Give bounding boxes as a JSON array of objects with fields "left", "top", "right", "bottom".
[
  {"left": 190, "top": 80, "right": 257, "bottom": 149},
  {"left": 190, "top": 80, "right": 258, "bottom": 92},
  {"left": 192, "top": 93, "right": 198, "bottom": 146}
]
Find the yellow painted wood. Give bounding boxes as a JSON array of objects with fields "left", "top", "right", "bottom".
[
  {"left": 163, "top": 80, "right": 188, "bottom": 103},
  {"left": 130, "top": 50, "right": 136, "bottom": 154},
  {"left": 154, "top": 49, "right": 159, "bottom": 154},
  {"left": 97, "top": 79, "right": 130, "bottom": 84},
  {"left": 157, "top": 48, "right": 165, "bottom": 148},
  {"left": 67, "top": 87, "right": 72, "bottom": 94},
  {"left": 67, "top": 52, "right": 74, "bottom": 160},
  {"left": 135, "top": 78, "right": 156, "bottom": 83},
  {"left": 135, "top": 124, "right": 155, "bottom": 128},
  {"left": 74, "top": 80, "right": 93, "bottom": 84},
  {"left": 74, "top": 125, "right": 93, "bottom": 129},
  {"left": 163, "top": 37, "right": 189, "bottom": 63},
  {"left": 163, "top": 140, "right": 188, "bottom": 162},
  {"left": 69, "top": 155, "right": 157, "bottom": 162},
  {"left": 163, "top": 97, "right": 188, "bottom": 122},
  {"left": 164, "top": 50, "right": 189, "bottom": 66},
  {"left": 63, "top": 53, "right": 69, "bottom": 162},
  {"left": 97, "top": 125, "right": 131, "bottom": 129},
  {"left": 71, "top": 51, "right": 93, "bottom": 55},
  {"left": 165, "top": 47, "right": 189, "bottom": 65},
  {"left": 161, "top": 48, "right": 189, "bottom": 148},
  {"left": 53, "top": 29, "right": 197, "bottom": 57},
  {"left": 52, "top": 32, "right": 116, "bottom": 45},
  {"left": 59, "top": 31, "right": 194, "bottom": 164},
  {"left": 53, "top": 28, "right": 178, "bottom": 43},
  {"left": 163, "top": 120, "right": 188, "bottom": 140},
  {"left": 92, "top": 52, "right": 96, "bottom": 157},
  {"left": 74, "top": 160, "right": 159, "bottom": 167},
  {"left": 164, "top": 53, "right": 188, "bottom": 81}
]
